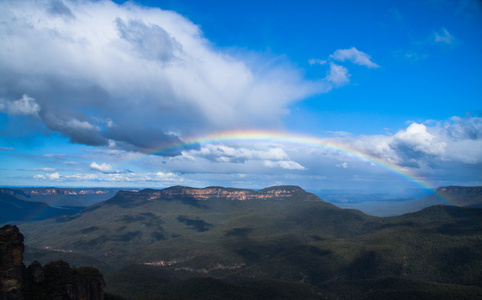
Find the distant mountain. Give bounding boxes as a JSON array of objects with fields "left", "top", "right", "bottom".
[
  {"left": 332, "top": 186, "right": 482, "bottom": 217},
  {"left": 20, "top": 185, "right": 368, "bottom": 268},
  {"left": 433, "top": 186, "right": 482, "bottom": 207},
  {"left": 100, "top": 185, "right": 321, "bottom": 207},
  {"left": 393, "top": 186, "right": 482, "bottom": 214},
  {"left": 0, "top": 190, "right": 83, "bottom": 224},
  {"left": 0, "top": 187, "right": 123, "bottom": 207},
  {"left": 17, "top": 185, "right": 482, "bottom": 299}
]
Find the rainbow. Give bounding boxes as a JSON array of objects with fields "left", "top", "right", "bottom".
[
  {"left": 142, "top": 129, "right": 443, "bottom": 197},
  {"left": 25, "top": 131, "right": 457, "bottom": 223}
]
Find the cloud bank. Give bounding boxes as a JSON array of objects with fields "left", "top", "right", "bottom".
[
  {"left": 27, "top": 116, "right": 481, "bottom": 190},
  {"left": 0, "top": 0, "right": 346, "bottom": 155},
  {"left": 344, "top": 116, "right": 482, "bottom": 169}
]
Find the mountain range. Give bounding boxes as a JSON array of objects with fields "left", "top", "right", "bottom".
[
  {"left": 0, "top": 187, "right": 127, "bottom": 224},
  {"left": 330, "top": 186, "right": 482, "bottom": 216},
  {"left": 0, "top": 187, "right": 123, "bottom": 207},
  {"left": 9, "top": 185, "right": 482, "bottom": 299},
  {"left": 0, "top": 190, "right": 83, "bottom": 224}
]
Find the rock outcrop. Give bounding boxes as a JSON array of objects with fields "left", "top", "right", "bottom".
[{"left": 0, "top": 225, "right": 105, "bottom": 300}]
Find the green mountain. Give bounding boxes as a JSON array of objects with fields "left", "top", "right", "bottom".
[{"left": 17, "top": 185, "right": 482, "bottom": 299}]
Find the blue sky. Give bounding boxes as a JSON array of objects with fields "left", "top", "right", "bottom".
[{"left": 0, "top": 0, "right": 481, "bottom": 193}]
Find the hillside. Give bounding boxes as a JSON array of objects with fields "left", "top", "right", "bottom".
[{"left": 17, "top": 185, "right": 482, "bottom": 299}]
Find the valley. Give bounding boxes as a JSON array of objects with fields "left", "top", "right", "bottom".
[{"left": 1, "top": 185, "right": 480, "bottom": 299}]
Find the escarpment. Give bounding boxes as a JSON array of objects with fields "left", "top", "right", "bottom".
[{"left": 110, "top": 185, "right": 322, "bottom": 203}]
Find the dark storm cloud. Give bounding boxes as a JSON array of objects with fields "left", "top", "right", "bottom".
[
  {"left": 104, "top": 125, "right": 187, "bottom": 156},
  {"left": 40, "top": 111, "right": 107, "bottom": 146}
]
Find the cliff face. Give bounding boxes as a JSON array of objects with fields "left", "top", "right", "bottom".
[
  {"left": 0, "top": 225, "right": 105, "bottom": 300},
  {"left": 115, "top": 185, "right": 321, "bottom": 202}
]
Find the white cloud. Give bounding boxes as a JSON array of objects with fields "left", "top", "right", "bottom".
[
  {"left": 393, "top": 123, "right": 446, "bottom": 156},
  {"left": 71, "top": 171, "right": 184, "bottom": 184},
  {"left": 156, "top": 171, "right": 184, "bottom": 182},
  {"left": 330, "top": 47, "right": 380, "bottom": 68},
  {"left": 67, "top": 174, "right": 100, "bottom": 181},
  {"left": 197, "top": 145, "right": 290, "bottom": 162},
  {"left": 0, "top": 0, "right": 333, "bottom": 152},
  {"left": 33, "top": 168, "right": 185, "bottom": 185},
  {"left": 90, "top": 162, "right": 114, "bottom": 173},
  {"left": 346, "top": 116, "right": 482, "bottom": 166},
  {"left": 34, "top": 172, "right": 62, "bottom": 180},
  {"left": 326, "top": 63, "right": 350, "bottom": 85},
  {"left": 349, "top": 134, "right": 398, "bottom": 163},
  {"left": 434, "top": 27, "right": 455, "bottom": 44},
  {"left": 65, "top": 119, "right": 99, "bottom": 131},
  {"left": 0, "top": 95, "right": 40, "bottom": 117},
  {"left": 47, "top": 172, "right": 61, "bottom": 180},
  {"left": 263, "top": 160, "right": 305, "bottom": 170},
  {"left": 115, "top": 18, "right": 182, "bottom": 62},
  {"left": 308, "top": 58, "right": 327, "bottom": 65}
]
